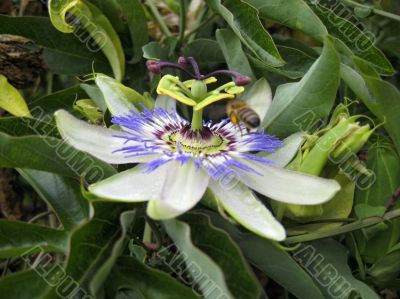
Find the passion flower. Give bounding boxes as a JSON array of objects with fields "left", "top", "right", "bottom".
[
  {"left": 54, "top": 59, "right": 341, "bottom": 241},
  {"left": 55, "top": 107, "right": 340, "bottom": 241}
]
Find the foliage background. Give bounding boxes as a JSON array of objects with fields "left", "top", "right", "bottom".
[{"left": 0, "top": 0, "right": 399, "bottom": 298}]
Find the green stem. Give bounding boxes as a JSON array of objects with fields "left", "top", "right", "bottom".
[
  {"left": 285, "top": 208, "right": 400, "bottom": 244},
  {"left": 348, "top": 233, "right": 366, "bottom": 280},
  {"left": 177, "top": 0, "right": 186, "bottom": 47},
  {"left": 146, "top": 217, "right": 163, "bottom": 250},
  {"left": 46, "top": 72, "right": 53, "bottom": 95},
  {"left": 146, "top": 0, "right": 173, "bottom": 37},
  {"left": 340, "top": 0, "right": 400, "bottom": 22},
  {"left": 191, "top": 109, "right": 203, "bottom": 131}
]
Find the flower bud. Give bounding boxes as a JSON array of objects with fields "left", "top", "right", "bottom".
[
  {"left": 177, "top": 56, "right": 190, "bottom": 69},
  {"left": 234, "top": 75, "right": 252, "bottom": 86},
  {"left": 330, "top": 124, "right": 373, "bottom": 161},
  {"left": 146, "top": 60, "right": 161, "bottom": 74},
  {"left": 281, "top": 105, "right": 375, "bottom": 221}
]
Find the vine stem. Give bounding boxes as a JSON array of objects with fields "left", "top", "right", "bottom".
[
  {"left": 146, "top": 0, "right": 173, "bottom": 38},
  {"left": 285, "top": 208, "right": 400, "bottom": 244},
  {"left": 340, "top": 0, "right": 400, "bottom": 22},
  {"left": 144, "top": 217, "right": 163, "bottom": 250}
]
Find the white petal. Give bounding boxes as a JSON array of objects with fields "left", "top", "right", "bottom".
[
  {"left": 155, "top": 94, "right": 176, "bottom": 112},
  {"left": 55, "top": 110, "right": 158, "bottom": 164},
  {"left": 88, "top": 165, "right": 166, "bottom": 201},
  {"left": 95, "top": 74, "right": 138, "bottom": 116},
  {"left": 236, "top": 158, "right": 341, "bottom": 205},
  {"left": 243, "top": 78, "right": 272, "bottom": 123},
  {"left": 209, "top": 180, "right": 286, "bottom": 241},
  {"left": 259, "top": 132, "right": 304, "bottom": 167},
  {"left": 147, "top": 161, "right": 210, "bottom": 220}
]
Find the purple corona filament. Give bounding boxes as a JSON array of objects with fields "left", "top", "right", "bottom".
[
  {"left": 146, "top": 56, "right": 252, "bottom": 86},
  {"left": 112, "top": 108, "right": 282, "bottom": 179}
]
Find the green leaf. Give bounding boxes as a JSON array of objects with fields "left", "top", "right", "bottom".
[
  {"left": 204, "top": 211, "right": 325, "bottom": 299},
  {"left": 275, "top": 44, "right": 316, "bottom": 78},
  {"left": 0, "top": 220, "right": 68, "bottom": 258},
  {"left": 355, "top": 140, "right": 400, "bottom": 207},
  {"left": 48, "top": 0, "right": 125, "bottom": 80},
  {"left": 0, "top": 270, "right": 49, "bottom": 299},
  {"left": 106, "top": 256, "right": 200, "bottom": 299},
  {"left": 0, "top": 75, "right": 31, "bottom": 117},
  {"left": 117, "top": 0, "right": 148, "bottom": 63},
  {"left": 340, "top": 64, "right": 378, "bottom": 115},
  {"left": 368, "top": 249, "right": 400, "bottom": 287},
  {"left": 305, "top": 1, "right": 394, "bottom": 75},
  {"left": 0, "top": 132, "right": 116, "bottom": 181},
  {"left": 47, "top": 0, "right": 76, "bottom": 33},
  {"left": 17, "top": 169, "right": 91, "bottom": 231},
  {"left": 354, "top": 139, "right": 400, "bottom": 261},
  {"left": 0, "top": 117, "right": 58, "bottom": 137},
  {"left": 263, "top": 38, "right": 340, "bottom": 137},
  {"left": 207, "top": 0, "right": 284, "bottom": 67},
  {"left": 183, "top": 39, "right": 225, "bottom": 66},
  {"left": 305, "top": 239, "right": 380, "bottom": 299},
  {"left": 89, "top": 0, "right": 126, "bottom": 32},
  {"left": 249, "top": 43, "right": 317, "bottom": 79},
  {"left": 216, "top": 29, "right": 255, "bottom": 80},
  {"left": 373, "top": 81, "right": 400, "bottom": 154},
  {"left": 181, "top": 213, "right": 262, "bottom": 299},
  {"left": 354, "top": 60, "right": 400, "bottom": 156},
  {"left": 247, "top": 0, "right": 328, "bottom": 39},
  {"left": 42, "top": 204, "right": 136, "bottom": 298},
  {"left": 0, "top": 15, "right": 110, "bottom": 75},
  {"left": 162, "top": 218, "right": 234, "bottom": 299},
  {"left": 89, "top": 210, "right": 136, "bottom": 295},
  {"left": 142, "top": 42, "right": 170, "bottom": 60},
  {"left": 29, "top": 85, "right": 88, "bottom": 117}
]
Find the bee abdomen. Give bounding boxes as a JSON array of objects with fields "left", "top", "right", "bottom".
[{"left": 239, "top": 109, "right": 260, "bottom": 128}]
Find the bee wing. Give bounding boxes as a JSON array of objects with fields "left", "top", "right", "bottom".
[
  {"left": 204, "top": 102, "right": 228, "bottom": 121},
  {"left": 242, "top": 78, "right": 272, "bottom": 122}
]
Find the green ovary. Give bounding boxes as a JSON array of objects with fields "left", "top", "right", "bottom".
[{"left": 163, "top": 130, "right": 229, "bottom": 155}]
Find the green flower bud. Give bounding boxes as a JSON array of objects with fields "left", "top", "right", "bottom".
[
  {"left": 330, "top": 124, "right": 374, "bottom": 161},
  {"left": 299, "top": 117, "right": 359, "bottom": 176},
  {"left": 282, "top": 104, "right": 375, "bottom": 221}
]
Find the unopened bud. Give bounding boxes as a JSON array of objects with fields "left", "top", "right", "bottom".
[
  {"left": 177, "top": 56, "right": 190, "bottom": 69},
  {"left": 331, "top": 124, "right": 373, "bottom": 160},
  {"left": 146, "top": 60, "right": 161, "bottom": 74},
  {"left": 234, "top": 75, "right": 252, "bottom": 86}
]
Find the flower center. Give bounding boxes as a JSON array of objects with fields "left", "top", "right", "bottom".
[{"left": 162, "top": 125, "right": 230, "bottom": 155}]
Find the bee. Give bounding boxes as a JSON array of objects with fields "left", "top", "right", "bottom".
[{"left": 226, "top": 99, "right": 261, "bottom": 131}]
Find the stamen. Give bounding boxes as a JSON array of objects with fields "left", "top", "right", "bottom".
[
  {"left": 186, "top": 57, "right": 202, "bottom": 80},
  {"left": 146, "top": 57, "right": 251, "bottom": 86},
  {"left": 204, "top": 70, "right": 251, "bottom": 86},
  {"left": 146, "top": 60, "right": 196, "bottom": 78}
]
